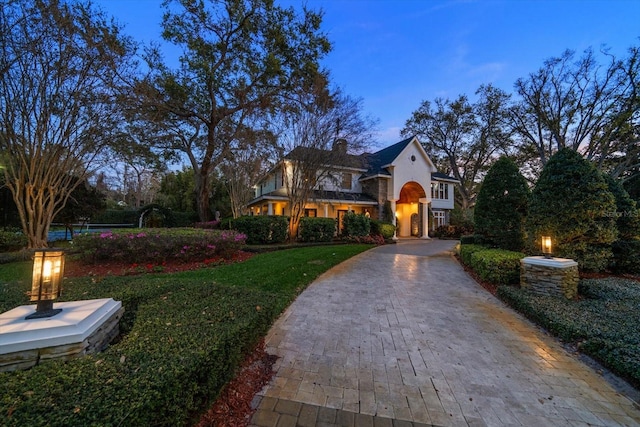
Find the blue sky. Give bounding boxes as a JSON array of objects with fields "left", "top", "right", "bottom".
[{"left": 96, "top": 0, "right": 640, "bottom": 148}]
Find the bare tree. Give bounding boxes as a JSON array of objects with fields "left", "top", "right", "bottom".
[
  {"left": 137, "top": 0, "right": 331, "bottom": 222},
  {"left": 275, "top": 79, "right": 378, "bottom": 239},
  {"left": 402, "top": 86, "right": 513, "bottom": 210},
  {"left": 510, "top": 46, "right": 640, "bottom": 176},
  {"left": 0, "top": 0, "right": 135, "bottom": 247}
]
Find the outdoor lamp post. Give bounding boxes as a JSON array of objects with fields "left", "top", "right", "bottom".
[
  {"left": 25, "top": 249, "right": 65, "bottom": 320},
  {"left": 541, "top": 236, "right": 553, "bottom": 259}
]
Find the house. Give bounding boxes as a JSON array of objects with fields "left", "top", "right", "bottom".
[{"left": 247, "top": 136, "right": 458, "bottom": 238}]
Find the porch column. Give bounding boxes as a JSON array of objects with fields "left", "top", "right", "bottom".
[
  {"left": 390, "top": 199, "right": 398, "bottom": 240},
  {"left": 323, "top": 204, "right": 329, "bottom": 218},
  {"left": 267, "top": 202, "right": 274, "bottom": 216},
  {"left": 420, "top": 198, "right": 430, "bottom": 239}
]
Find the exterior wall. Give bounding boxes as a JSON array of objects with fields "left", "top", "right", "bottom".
[
  {"left": 430, "top": 182, "right": 455, "bottom": 210},
  {"left": 389, "top": 142, "right": 434, "bottom": 202}
]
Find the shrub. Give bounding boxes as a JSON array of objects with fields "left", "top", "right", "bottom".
[
  {"left": 459, "top": 235, "right": 475, "bottom": 245},
  {"left": 342, "top": 212, "right": 370, "bottom": 237},
  {"left": 231, "top": 216, "right": 288, "bottom": 244},
  {"left": 344, "top": 234, "right": 385, "bottom": 245},
  {"left": 370, "top": 220, "right": 395, "bottom": 239},
  {"left": 469, "top": 248, "right": 525, "bottom": 286},
  {"left": 194, "top": 220, "right": 220, "bottom": 229},
  {"left": 610, "top": 240, "right": 640, "bottom": 273},
  {"left": 458, "top": 244, "right": 485, "bottom": 266},
  {"left": 299, "top": 217, "right": 335, "bottom": 242},
  {"left": 431, "top": 224, "right": 473, "bottom": 239},
  {"left": 0, "top": 229, "right": 27, "bottom": 251},
  {"left": 526, "top": 148, "right": 617, "bottom": 271},
  {"left": 73, "top": 228, "right": 246, "bottom": 263},
  {"left": 603, "top": 174, "right": 640, "bottom": 240},
  {"left": 474, "top": 157, "right": 529, "bottom": 251}
]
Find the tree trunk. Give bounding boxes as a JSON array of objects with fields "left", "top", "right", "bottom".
[{"left": 195, "top": 168, "right": 211, "bottom": 222}]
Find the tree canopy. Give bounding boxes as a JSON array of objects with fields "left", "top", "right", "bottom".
[{"left": 138, "top": 0, "right": 332, "bottom": 222}]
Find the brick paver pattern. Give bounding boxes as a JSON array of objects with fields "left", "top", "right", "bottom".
[{"left": 250, "top": 240, "right": 640, "bottom": 426}]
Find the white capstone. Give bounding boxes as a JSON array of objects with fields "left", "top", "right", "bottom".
[
  {"left": 0, "top": 298, "right": 122, "bottom": 354},
  {"left": 522, "top": 256, "right": 578, "bottom": 269}
]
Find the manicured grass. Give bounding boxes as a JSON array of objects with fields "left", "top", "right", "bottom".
[
  {"left": 0, "top": 244, "right": 371, "bottom": 426},
  {"left": 498, "top": 278, "right": 640, "bottom": 388}
]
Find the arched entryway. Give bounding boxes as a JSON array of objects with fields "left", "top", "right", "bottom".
[{"left": 395, "top": 182, "right": 429, "bottom": 238}]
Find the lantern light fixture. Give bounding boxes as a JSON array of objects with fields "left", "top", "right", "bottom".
[
  {"left": 541, "top": 236, "right": 553, "bottom": 259},
  {"left": 25, "top": 249, "right": 65, "bottom": 320}
]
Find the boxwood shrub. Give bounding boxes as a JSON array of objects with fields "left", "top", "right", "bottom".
[
  {"left": 370, "top": 220, "right": 395, "bottom": 239},
  {"left": 469, "top": 248, "right": 525, "bottom": 286},
  {"left": 231, "top": 216, "right": 288, "bottom": 244},
  {"left": 299, "top": 217, "right": 335, "bottom": 242},
  {"left": 458, "top": 244, "right": 485, "bottom": 267},
  {"left": 342, "top": 212, "right": 370, "bottom": 237}
]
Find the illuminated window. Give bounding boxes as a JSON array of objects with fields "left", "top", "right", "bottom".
[{"left": 305, "top": 209, "right": 317, "bottom": 217}]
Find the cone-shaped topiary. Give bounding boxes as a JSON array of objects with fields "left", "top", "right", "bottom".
[
  {"left": 602, "top": 174, "right": 640, "bottom": 240},
  {"left": 526, "top": 148, "right": 617, "bottom": 271},
  {"left": 474, "top": 157, "right": 530, "bottom": 251}
]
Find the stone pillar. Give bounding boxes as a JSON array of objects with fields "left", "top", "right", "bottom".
[
  {"left": 520, "top": 257, "right": 579, "bottom": 299},
  {"left": 323, "top": 204, "right": 328, "bottom": 218}
]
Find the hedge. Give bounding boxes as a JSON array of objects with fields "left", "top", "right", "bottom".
[
  {"left": 342, "top": 212, "right": 370, "bottom": 237},
  {"left": 610, "top": 239, "right": 640, "bottom": 274},
  {"left": 0, "top": 229, "right": 27, "bottom": 252},
  {"left": 299, "top": 217, "right": 335, "bottom": 242},
  {"left": 72, "top": 228, "right": 246, "bottom": 263},
  {"left": 458, "top": 245, "right": 524, "bottom": 286},
  {"left": 231, "top": 216, "right": 288, "bottom": 245}
]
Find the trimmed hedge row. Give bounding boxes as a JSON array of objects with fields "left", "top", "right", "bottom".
[
  {"left": 459, "top": 244, "right": 524, "bottom": 286},
  {"left": 498, "top": 278, "right": 640, "bottom": 388},
  {"left": 231, "top": 216, "right": 288, "bottom": 244},
  {"left": 299, "top": 217, "right": 335, "bottom": 242},
  {"left": 72, "top": 228, "right": 246, "bottom": 263},
  {"left": 0, "top": 270, "right": 279, "bottom": 426}
]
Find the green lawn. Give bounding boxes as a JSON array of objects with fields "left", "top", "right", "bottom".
[
  {"left": 0, "top": 244, "right": 371, "bottom": 426},
  {"left": 498, "top": 278, "right": 640, "bottom": 388}
]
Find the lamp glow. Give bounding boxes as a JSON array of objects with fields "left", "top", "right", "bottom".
[
  {"left": 25, "top": 249, "right": 65, "bottom": 320},
  {"left": 541, "top": 236, "right": 553, "bottom": 259}
]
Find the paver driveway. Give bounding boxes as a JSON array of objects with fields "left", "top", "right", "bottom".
[{"left": 250, "top": 239, "right": 640, "bottom": 426}]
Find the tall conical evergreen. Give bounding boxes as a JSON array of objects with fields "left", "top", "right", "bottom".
[
  {"left": 527, "top": 148, "right": 617, "bottom": 271},
  {"left": 474, "top": 157, "right": 529, "bottom": 251}
]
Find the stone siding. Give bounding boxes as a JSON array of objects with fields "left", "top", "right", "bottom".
[
  {"left": 0, "top": 307, "right": 124, "bottom": 372},
  {"left": 520, "top": 257, "right": 579, "bottom": 299}
]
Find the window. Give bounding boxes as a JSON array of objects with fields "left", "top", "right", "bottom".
[
  {"left": 341, "top": 173, "right": 352, "bottom": 190},
  {"left": 305, "top": 209, "right": 317, "bottom": 217},
  {"left": 431, "top": 182, "right": 448, "bottom": 199},
  {"left": 432, "top": 211, "right": 446, "bottom": 229}
]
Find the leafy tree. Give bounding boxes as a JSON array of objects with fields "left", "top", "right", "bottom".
[
  {"left": 402, "top": 85, "right": 514, "bottom": 211},
  {"left": 526, "top": 148, "right": 617, "bottom": 271},
  {"left": 157, "top": 167, "right": 196, "bottom": 212},
  {"left": 138, "top": 0, "right": 331, "bottom": 222},
  {"left": 0, "top": 0, "right": 135, "bottom": 247},
  {"left": 474, "top": 157, "right": 530, "bottom": 251}
]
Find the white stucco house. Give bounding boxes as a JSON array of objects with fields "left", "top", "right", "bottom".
[{"left": 247, "top": 136, "right": 458, "bottom": 238}]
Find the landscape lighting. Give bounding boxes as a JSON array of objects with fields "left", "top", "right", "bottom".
[
  {"left": 25, "top": 249, "right": 65, "bottom": 320},
  {"left": 541, "top": 236, "right": 553, "bottom": 259}
]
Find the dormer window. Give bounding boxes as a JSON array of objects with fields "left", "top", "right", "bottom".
[{"left": 341, "top": 173, "right": 352, "bottom": 190}]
